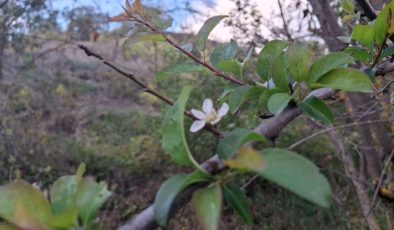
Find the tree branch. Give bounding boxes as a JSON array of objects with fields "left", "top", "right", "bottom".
[{"left": 78, "top": 44, "right": 224, "bottom": 138}]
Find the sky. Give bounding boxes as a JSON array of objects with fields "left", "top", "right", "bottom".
[{"left": 53, "top": 0, "right": 281, "bottom": 42}]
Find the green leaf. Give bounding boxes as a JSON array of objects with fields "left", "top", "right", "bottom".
[
  {"left": 123, "top": 32, "right": 165, "bottom": 47},
  {"left": 196, "top": 15, "right": 228, "bottom": 51},
  {"left": 259, "top": 148, "right": 332, "bottom": 207},
  {"left": 299, "top": 96, "right": 334, "bottom": 124},
  {"left": 210, "top": 40, "right": 238, "bottom": 68},
  {"left": 314, "top": 68, "right": 373, "bottom": 93},
  {"left": 145, "top": 8, "right": 173, "bottom": 30},
  {"left": 269, "top": 51, "right": 289, "bottom": 91},
  {"left": 223, "top": 184, "right": 253, "bottom": 224},
  {"left": 0, "top": 181, "right": 52, "bottom": 229},
  {"left": 287, "top": 42, "right": 310, "bottom": 82},
  {"left": 157, "top": 63, "right": 206, "bottom": 81},
  {"left": 217, "top": 60, "right": 242, "bottom": 77},
  {"left": 343, "top": 47, "right": 371, "bottom": 62},
  {"left": 352, "top": 24, "right": 375, "bottom": 47},
  {"left": 257, "top": 40, "right": 288, "bottom": 80},
  {"left": 154, "top": 172, "right": 212, "bottom": 227},
  {"left": 374, "top": 6, "right": 390, "bottom": 46},
  {"left": 308, "top": 52, "right": 354, "bottom": 83},
  {"left": 193, "top": 184, "right": 222, "bottom": 230},
  {"left": 75, "top": 178, "right": 112, "bottom": 226},
  {"left": 267, "top": 93, "right": 292, "bottom": 114},
  {"left": 341, "top": 0, "right": 354, "bottom": 14},
  {"left": 217, "top": 128, "right": 266, "bottom": 160},
  {"left": 162, "top": 86, "right": 204, "bottom": 170},
  {"left": 228, "top": 86, "right": 264, "bottom": 113}
]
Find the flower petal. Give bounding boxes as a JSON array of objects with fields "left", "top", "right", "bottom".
[
  {"left": 218, "top": 103, "right": 229, "bottom": 117},
  {"left": 202, "top": 99, "right": 213, "bottom": 114},
  {"left": 191, "top": 109, "right": 206, "bottom": 120},
  {"left": 190, "top": 120, "right": 206, "bottom": 132}
]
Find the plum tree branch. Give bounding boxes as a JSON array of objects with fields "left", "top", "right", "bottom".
[
  {"left": 78, "top": 44, "right": 224, "bottom": 138},
  {"left": 124, "top": 13, "right": 244, "bottom": 86}
]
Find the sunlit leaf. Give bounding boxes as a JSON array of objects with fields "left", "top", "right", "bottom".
[
  {"left": 133, "top": 0, "right": 144, "bottom": 16},
  {"left": 314, "top": 68, "right": 372, "bottom": 93},
  {"left": 267, "top": 93, "right": 292, "bottom": 114},
  {"left": 341, "top": 0, "right": 354, "bottom": 14},
  {"left": 352, "top": 24, "right": 375, "bottom": 47},
  {"left": 108, "top": 14, "right": 130, "bottom": 23},
  {"left": 154, "top": 171, "right": 212, "bottom": 227},
  {"left": 157, "top": 63, "right": 206, "bottom": 81},
  {"left": 374, "top": 5, "right": 390, "bottom": 46},
  {"left": 226, "top": 147, "right": 265, "bottom": 172},
  {"left": 307, "top": 52, "right": 354, "bottom": 83},
  {"left": 217, "top": 128, "right": 265, "bottom": 160},
  {"left": 257, "top": 40, "right": 288, "bottom": 80},
  {"left": 299, "top": 96, "right": 334, "bottom": 124},
  {"left": 0, "top": 181, "right": 51, "bottom": 229},
  {"left": 193, "top": 184, "right": 222, "bottom": 230},
  {"left": 196, "top": 15, "right": 228, "bottom": 51},
  {"left": 223, "top": 184, "right": 253, "bottom": 224},
  {"left": 287, "top": 42, "right": 310, "bottom": 82},
  {"left": 259, "top": 148, "right": 332, "bottom": 208}
]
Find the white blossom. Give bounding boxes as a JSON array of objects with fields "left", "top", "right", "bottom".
[{"left": 190, "top": 98, "right": 229, "bottom": 132}]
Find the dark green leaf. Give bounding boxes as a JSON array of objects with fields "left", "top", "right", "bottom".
[
  {"left": 259, "top": 148, "right": 332, "bottom": 207},
  {"left": 196, "top": 15, "right": 228, "bottom": 51},
  {"left": 193, "top": 184, "right": 222, "bottom": 230},
  {"left": 287, "top": 42, "right": 310, "bottom": 82},
  {"left": 157, "top": 63, "right": 206, "bottom": 81},
  {"left": 218, "top": 60, "right": 242, "bottom": 77},
  {"left": 154, "top": 172, "right": 212, "bottom": 227},
  {"left": 314, "top": 68, "right": 372, "bottom": 93},
  {"left": 257, "top": 40, "right": 288, "bottom": 80},
  {"left": 223, "top": 184, "right": 253, "bottom": 224},
  {"left": 267, "top": 93, "right": 292, "bottom": 114},
  {"left": 229, "top": 86, "right": 264, "bottom": 113},
  {"left": 210, "top": 40, "right": 238, "bottom": 68},
  {"left": 162, "top": 86, "right": 203, "bottom": 169},
  {"left": 308, "top": 52, "right": 354, "bottom": 83},
  {"left": 269, "top": 51, "right": 289, "bottom": 91},
  {"left": 299, "top": 96, "right": 334, "bottom": 124},
  {"left": 343, "top": 47, "right": 371, "bottom": 62},
  {"left": 217, "top": 128, "right": 265, "bottom": 160},
  {"left": 352, "top": 24, "right": 375, "bottom": 47}
]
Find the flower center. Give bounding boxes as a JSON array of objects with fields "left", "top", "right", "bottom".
[{"left": 205, "top": 110, "right": 218, "bottom": 123}]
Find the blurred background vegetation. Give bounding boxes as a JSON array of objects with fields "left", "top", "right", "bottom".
[{"left": 0, "top": 0, "right": 392, "bottom": 229}]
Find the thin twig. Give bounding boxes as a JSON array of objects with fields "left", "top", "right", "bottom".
[
  {"left": 367, "top": 149, "right": 394, "bottom": 218},
  {"left": 373, "top": 79, "right": 394, "bottom": 97},
  {"left": 78, "top": 45, "right": 224, "bottom": 138},
  {"left": 287, "top": 119, "right": 391, "bottom": 150},
  {"left": 125, "top": 13, "right": 244, "bottom": 86}
]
